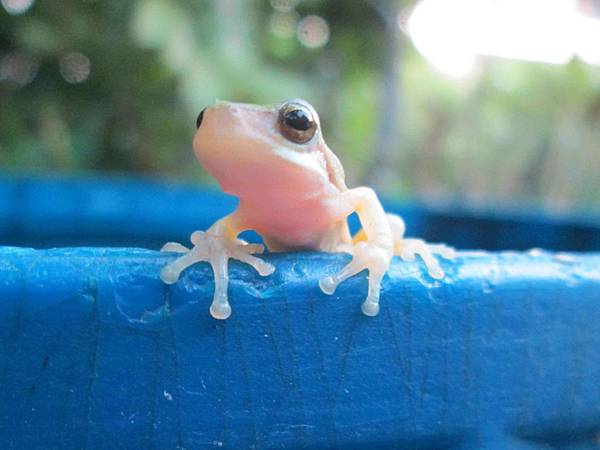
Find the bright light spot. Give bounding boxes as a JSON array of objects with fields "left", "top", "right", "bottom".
[
  {"left": 575, "top": 16, "right": 600, "bottom": 64},
  {"left": 407, "top": 0, "right": 600, "bottom": 77},
  {"left": 407, "top": 0, "right": 477, "bottom": 78},
  {"left": 476, "top": 0, "right": 575, "bottom": 64},
  {"left": 270, "top": 0, "right": 299, "bottom": 13},
  {"left": 59, "top": 52, "right": 91, "bottom": 84},
  {"left": 297, "top": 15, "right": 330, "bottom": 49},
  {"left": 0, "top": 51, "right": 38, "bottom": 86},
  {"left": 1, "top": 0, "right": 35, "bottom": 15},
  {"left": 269, "top": 11, "right": 299, "bottom": 39}
]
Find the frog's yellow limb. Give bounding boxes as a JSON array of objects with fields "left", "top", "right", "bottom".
[
  {"left": 354, "top": 213, "right": 455, "bottom": 280},
  {"left": 160, "top": 211, "right": 275, "bottom": 320},
  {"left": 319, "top": 187, "right": 394, "bottom": 317}
]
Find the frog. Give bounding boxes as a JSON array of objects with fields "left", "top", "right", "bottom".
[{"left": 160, "top": 99, "right": 454, "bottom": 320}]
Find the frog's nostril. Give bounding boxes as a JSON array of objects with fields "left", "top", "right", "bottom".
[{"left": 196, "top": 107, "right": 207, "bottom": 129}]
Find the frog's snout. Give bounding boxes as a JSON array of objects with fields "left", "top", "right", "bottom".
[{"left": 195, "top": 107, "right": 207, "bottom": 129}]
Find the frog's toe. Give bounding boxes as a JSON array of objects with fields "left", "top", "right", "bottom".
[
  {"left": 160, "top": 245, "right": 205, "bottom": 285},
  {"left": 318, "top": 256, "right": 364, "bottom": 296},
  {"left": 242, "top": 256, "right": 274, "bottom": 276},
  {"left": 242, "top": 243, "right": 265, "bottom": 254},
  {"left": 255, "top": 261, "right": 275, "bottom": 276},
  {"left": 360, "top": 266, "right": 385, "bottom": 317},
  {"left": 398, "top": 238, "right": 451, "bottom": 280},
  {"left": 319, "top": 242, "right": 391, "bottom": 318},
  {"left": 361, "top": 298, "right": 380, "bottom": 317},
  {"left": 428, "top": 243, "right": 456, "bottom": 260},
  {"left": 428, "top": 265, "right": 445, "bottom": 280},
  {"left": 160, "top": 266, "right": 181, "bottom": 284},
  {"left": 160, "top": 242, "right": 189, "bottom": 253},
  {"left": 229, "top": 245, "right": 274, "bottom": 276},
  {"left": 210, "top": 300, "right": 232, "bottom": 320},
  {"left": 318, "top": 276, "right": 337, "bottom": 295}
]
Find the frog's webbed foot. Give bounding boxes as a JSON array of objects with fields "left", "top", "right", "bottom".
[
  {"left": 319, "top": 241, "right": 392, "bottom": 317},
  {"left": 397, "top": 238, "right": 455, "bottom": 280},
  {"left": 160, "top": 231, "right": 275, "bottom": 320}
]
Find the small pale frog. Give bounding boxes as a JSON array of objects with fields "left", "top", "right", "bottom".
[{"left": 161, "top": 100, "right": 454, "bottom": 319}]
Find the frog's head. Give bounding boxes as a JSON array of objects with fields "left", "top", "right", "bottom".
[{"left": 193, "top": 99, "right": 331, "bottom": 197}]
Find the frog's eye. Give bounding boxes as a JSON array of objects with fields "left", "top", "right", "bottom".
[
  {"left": 278, "top": 101, "right": 318, "bottom": 144},
  {"left": 196, "top": 107, "right": 206, "bottom": 129}
]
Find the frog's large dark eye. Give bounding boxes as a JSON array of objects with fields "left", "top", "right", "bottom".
[
  {"left": 278, "top": 101, "right": 318, "bottom": 144},
  {"left": 196, "top": 107, "right": 206, "bottom": 129}
]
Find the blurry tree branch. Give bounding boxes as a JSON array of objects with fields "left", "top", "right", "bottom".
[
  {"left": 362, "top": 0, "right": 406, "bottom": 190},
  {"left": 365, "top": 0, "right": 398, "bottom": 27}
]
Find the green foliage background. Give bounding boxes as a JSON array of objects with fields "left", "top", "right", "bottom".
[{"left": 1, "top": 0, "right": 599, "bottom": 212}]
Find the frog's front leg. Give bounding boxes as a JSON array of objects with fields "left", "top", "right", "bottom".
[
  {"left": 160, "top": 211, "right": 275, "bottom": 320},
  {"left": 319, "top": 187, "right": 394, "bottom": 317},
  {"left": 351, "top": 213, "right": 454, "bottom": 279}
]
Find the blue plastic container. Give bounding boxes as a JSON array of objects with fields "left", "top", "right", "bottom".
[{"left": 0, "top": 175, "right": 599, "bottom": 449}]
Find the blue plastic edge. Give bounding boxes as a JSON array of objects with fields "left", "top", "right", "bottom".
[{"left": 0, "top": 246, "right": 599, "bottom": 449}]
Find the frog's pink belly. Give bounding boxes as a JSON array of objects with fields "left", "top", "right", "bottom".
[{"left": 239, "top": 194, "right": 346, "bottom": 250}]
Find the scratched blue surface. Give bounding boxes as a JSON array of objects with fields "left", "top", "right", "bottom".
[
  {"left": 1, "top": 174, "right": 600, "bottom": 449},
  {"left": 0, "top": 248, "right": 599, "bottom": 449}
]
